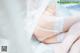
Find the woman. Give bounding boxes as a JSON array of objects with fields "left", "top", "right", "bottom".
[
  {"left": 33, "top": 1, "right": 80, "bottom": 44},
  {"left": 31, "top": 0, "right": 80, "bottom": 53}
]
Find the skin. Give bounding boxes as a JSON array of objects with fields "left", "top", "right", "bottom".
[
  {"left": 69, "top": 36, "right": 80, "bottom": 53},
  {"left": 53, "top": 22, "right": 80, "bottom": 53},
  {"left": 33, "top": 3, "right": 80, "bottom": 44}
]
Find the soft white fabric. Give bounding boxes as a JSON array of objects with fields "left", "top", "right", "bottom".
[{"left": 0, "top": 0, "right": 32, "bottom": 53}]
